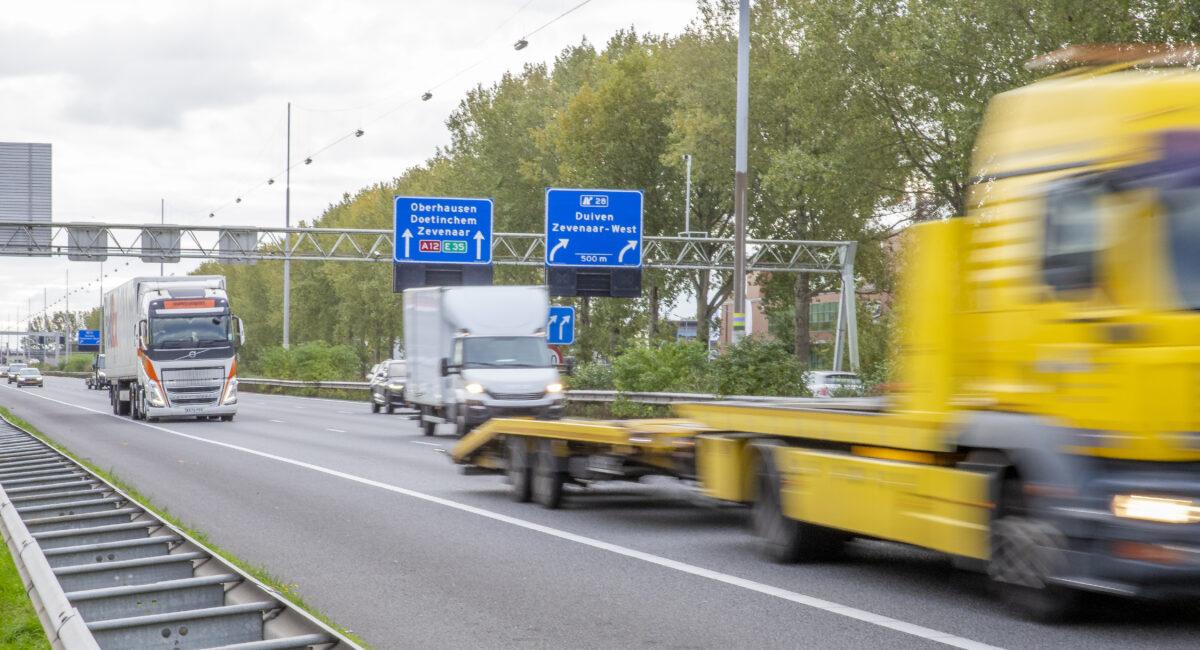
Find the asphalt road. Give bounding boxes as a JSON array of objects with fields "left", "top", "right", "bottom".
[{"left": 2, "top": 376, "right": 1199, "bottom": 649}]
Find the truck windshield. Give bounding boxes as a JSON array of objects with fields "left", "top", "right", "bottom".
[
  {"left": 1164, "top": 185, "right": 1200, "bottom": 310},
  {"left": 149, "top": 315, "right": 232, "bottom": 348},
  {"left": 460, "top": 337, "right": 551, "bottom": 368}
]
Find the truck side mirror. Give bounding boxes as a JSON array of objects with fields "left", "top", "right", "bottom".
[
  {"left": 441, "top": 357, "right": 450, "bottom": 376},
  {"left": 136, "top": 319, "right": 147, "bottom": 348},
  {"left": 233, "top": 316, "right": 246, "bottom": 349}
]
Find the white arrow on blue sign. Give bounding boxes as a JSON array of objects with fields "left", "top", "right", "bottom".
[
  {"left": 547, "top": 306, "right": 575, "bottom": 345},
  {"left": 545, "top": 188, "right": 643, "bottom": 268},
  {"left": 394, "top": 196, "right": 493, "bottom": 264}
]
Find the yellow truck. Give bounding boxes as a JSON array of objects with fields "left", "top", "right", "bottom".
[{"left": 452, "top": 44, "right": 1200, "bottom": 619}]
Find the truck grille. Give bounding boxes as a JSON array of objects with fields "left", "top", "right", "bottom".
[
  {"left": 488, "top": 391, "right": 545, "bottom": 401},
  {"left": 161, "top": 366, "right": 225, "bottom": 407}
]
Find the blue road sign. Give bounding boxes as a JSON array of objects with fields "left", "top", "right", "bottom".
[
  {"left": 394, "top": 196, "right": 493, "bottom": 264},
  {"left": 548, "top": 306, "right": 575, "bottom": 345},
  {"left": 545, "top": 188, "right": 643, "bottom": 268},
  {"left": 77, "top": 329, "right": 100, "bottom": 346}
]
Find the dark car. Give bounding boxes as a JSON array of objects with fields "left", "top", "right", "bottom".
[
  {"left": 370, "top": 360, "right": 407, "bottom": 414},
  {"left": 15, "top": 368, "right": 43, "bottom": 388},
  {"left": 6, "top": 363, "right": 28, "bottom": 383}
]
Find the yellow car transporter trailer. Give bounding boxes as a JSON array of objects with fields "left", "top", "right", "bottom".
[{"left": 454, "top": 44, "right": 1200, "bottom": 620}]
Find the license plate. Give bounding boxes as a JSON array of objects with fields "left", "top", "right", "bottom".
[{"left": 184, "top": 407, "right": 203, "bottom": 413}]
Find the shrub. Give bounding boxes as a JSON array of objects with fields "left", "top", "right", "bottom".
[
  {"left": 611, "top": 341, "right": 713, "bottom": 394},
  {"left": 711, "top": 337, "right": 808, "bottom": 397},
  {"left": 567, "top": 361, "right": 615, "bottom": 390}
]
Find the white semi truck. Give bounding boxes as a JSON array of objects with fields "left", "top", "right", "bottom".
[
  {"left": 104, "top": 276, "right": 245, "bottom": 421},
  {"left": 404, "top": 286, "right": 565, "bottom": 437}
]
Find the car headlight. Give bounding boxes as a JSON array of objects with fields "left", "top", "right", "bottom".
[
  {"left": 1111, "top": 494, "right": 1200, "bottom": 524},
  {"left": 465, "top": 382, "right": 484, "bottom": 394},
  {"left": 388, "top": 382, "right": 404, "bottom": 391},
  {"left": 146, "top": 381, "right": 166, "bottom": 407},
  {"left": 546, "top": 382, "right": 564, "bottom": 394},
  {"left": 222, "top": 378, "right": 238, "bottom": 405}
]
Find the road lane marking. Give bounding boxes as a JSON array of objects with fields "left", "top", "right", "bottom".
[
  {"left": 410, "top": 441, "right": 442, "bottom": 448},
  {"left": 327, "top": 428, "right": 347, "bottom": 433},
  {"left": 270, "top": 420, "right": 285, "bottom": 424},
  {"left": 11, "top": 390, "right": 1002, "bottom": 650}
]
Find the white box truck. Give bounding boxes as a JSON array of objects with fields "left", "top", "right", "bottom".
[
  {"left": 404, "top": 286, "right": 565, "bottom": 436},
  {"left": 104, "top": 276, "right": 245, "bottom": 421}
]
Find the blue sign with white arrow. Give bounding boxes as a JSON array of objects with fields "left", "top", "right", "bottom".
[
  {"left": 547, "top": 306, "right": 575, "bottom": 345},
  {"left": 77, "top": 329, "right": 100, "bottom": 346},
  {"left": 394, "top": 196, "right": 493, "bottom": 264},
  {"left": 545, "top": 188, "right": 643, "bottom": 268}
]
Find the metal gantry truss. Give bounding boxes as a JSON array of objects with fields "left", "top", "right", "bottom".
[{"left": 0, "top": 220, "right": 860, "bottom": 369}]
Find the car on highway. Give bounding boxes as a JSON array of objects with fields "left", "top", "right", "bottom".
[
  {"left": 806, "top": 370, "right": 861, "bottom": 398},
  {"left": 0, "top": 366, "right": 8, "bottom": 379},
  {"left": 14, "top": 367, "right": 43, "bottom": 388},
  {"left": 6, "top": 363, "right": 28, "bottom": 383},
  {"left": 370, "top": 360, "right": 407, "bottom": 414}
]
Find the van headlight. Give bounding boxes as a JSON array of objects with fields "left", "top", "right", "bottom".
[
  {"left": 222, "top": 378, "right": 238, "bottom": 405},
  {"left": 546, "top": 382, "right": 564, "bottom": 394},
  {"left": 465, "top": 382, "right": 484, "bottom": 395},
  {"left": 146, "top": 381, "right": 166, "bottom": 407},
  {"left": 1111, "top": 494, "right": 1200, "bottom": 524},
  {"left": 388, "top": 382, "right": 405, "bottom": 391}
]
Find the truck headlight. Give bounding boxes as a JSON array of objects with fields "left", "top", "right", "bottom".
[
  {"left": 388, "top": 382, "right": 405, "bottom": 391},
  {"left": 1111, "top": 494, "right": 1200, "bottom": 524},
  {"left": 465, "top": 382, "right": 484, "bottom": 395},
  {"left": 546, "top": 382, "right": 564, "bottom": 394},
  {"left": 222, "top": 378, "right": 238, "bottom": 405},
  {"left": 146, "top": 381, "right": 166, "bottom": 407}
]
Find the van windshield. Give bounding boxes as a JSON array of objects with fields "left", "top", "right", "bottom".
[
  {"left": 149, "top": 315, "right": 232, "bottom": 348},
  {"left": 460, "top": 336, "right": 552, "bottom": 369}
]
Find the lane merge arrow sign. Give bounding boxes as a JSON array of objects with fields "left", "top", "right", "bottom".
[
  {"left": 394, "top": 196, "right": 493, "bottom": 264},
  {"left": 547, "top": 306, "right": 575, "bottom": 345},
  {"left": 545, "top": 188, "right": 643, "bottom": 268}
]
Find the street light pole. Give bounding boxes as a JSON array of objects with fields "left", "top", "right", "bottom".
[
  {"left": 283, "top": 102, "right": 291, "bottom": 349},
  {"left": 160, "top": 198, "right": 165, "bottom": 276},
  {"left": 732, "top": 0, "right": 750, "bottom": 343}
]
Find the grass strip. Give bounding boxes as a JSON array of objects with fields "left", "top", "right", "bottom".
[
  {"left": 0, "top": 406, "right": 373, "bottom": 649},
  {"left": 0, "top": 534, "right": 49, "bottom": 650}
]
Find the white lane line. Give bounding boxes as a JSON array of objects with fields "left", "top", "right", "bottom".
[
  {"left": 270, "top": 419, "right": 285, "bottom": 424},
  {"left": 13, "top": 390, "right": 1001, "bottom": 650},
  {"left": 410, "top": 441, "right": 442, "bottom": 448},
  {"left": 326, "top": 428, "right": 347, "bottom": 433}
]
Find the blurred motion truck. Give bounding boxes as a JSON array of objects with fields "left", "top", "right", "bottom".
[
  {"left": 404, "top": 285, "right": 564, "bottom": 437},
  {"left": 104, "top": 276, "right": 245, "bottom": 421},
  {"left": 452, "top": 44, "right": 1200, "bottom": 619}
]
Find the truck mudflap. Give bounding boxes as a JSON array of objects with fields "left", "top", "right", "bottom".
[{"left": 451, "top": 417, "right": 714, "bottom": 473}]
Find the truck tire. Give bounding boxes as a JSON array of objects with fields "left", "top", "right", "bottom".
[
  {"left": 421, "top": 408, "right": 436, "bottom": 436},
  {"left": 989, "top": 478, "right": 1079, "bottom": 621},
  {"left": 752, "top": 442, "right": 845, "bottom": 563},
  {"left": 371, "top": 400, "right": 380, "bottom": 413},
  {"left": 532, "top": 438, "right": 565, "bottom": 509},
  {"left": 507, "top": 436, "right": 533, "bottom": 503}
]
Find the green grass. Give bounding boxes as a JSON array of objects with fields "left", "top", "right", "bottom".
[
  {"left": 0, "top": 540, "right": 48, "bottom": 650},
  {"left": 0, "top": 406, "right": 372, "bottom": 649}
]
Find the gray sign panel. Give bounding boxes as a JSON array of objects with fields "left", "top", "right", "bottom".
[
  {"left": 67, "top": 227, "right": 108, "bottom": 261},
  {"left": 140, "top": 227, "right": 181, "bottom": 263},
  {"left": 218, "top": 229, "right": 258, "bottom": 265},
  {"left": 0, "top": 142, "right": 52, "bottom": 256}
]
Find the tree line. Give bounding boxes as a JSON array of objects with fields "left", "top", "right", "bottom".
[{"left": 36, "top": 1, "right": 1200, "bottom": 376}]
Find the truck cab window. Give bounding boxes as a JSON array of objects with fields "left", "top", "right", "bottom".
[
  {"left": 1042, "top": 177, "right": 1105, "bottom": 293},
  {"left": 1162, "top": 185, "right": 1200, "bottom": 309}
]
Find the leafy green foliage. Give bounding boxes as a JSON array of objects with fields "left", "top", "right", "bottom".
[
  {"left": 254, "top": 342, "right": 362, "bottom": 382},
  {"left": 566, "top": 361, "right": 615, "bottom": 390},
  {"left": 612, "top": 341, "right": 714, "bottom": 394},
  {"left": 0, "top": 545, "right": 48, "bottom": 650},
  {"left": 711, "top": 337, "right": 808, "bottom": 397},
  {"left": 57, "top": 353, "right": 95, "bottom": 372}
]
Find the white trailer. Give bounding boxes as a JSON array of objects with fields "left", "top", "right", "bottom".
[
  {"left": 403, "top": 286, "right": 565, "bottom": 436},
  {"left": 104, "top": 276, "right": 245, "bottom": 421}
]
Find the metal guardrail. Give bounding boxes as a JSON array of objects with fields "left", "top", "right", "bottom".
[{"left": 0, "top": 414, "right": 361, "bottom": 649}]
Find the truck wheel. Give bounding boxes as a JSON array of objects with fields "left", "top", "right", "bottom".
[
  {"left": 752, "top": 442, "right": 845, "bottom": 563},
  {"left": 371, "top": 400, "right": 380, "bottom": 414},
  {"left": 989, "top": 479, "right": 1079, "bottom": 621},
  {"left": 532, "top": 438, "right": 565, "bottom": 509},
  {"left": 386, "top": 402, "right": 395, "bottom": 414},
  {"left": 507, "top": 436, "right": 533, "bottom": 503},
  {"left": 421, "top": 409, "right": 436, "bottom": 436}
]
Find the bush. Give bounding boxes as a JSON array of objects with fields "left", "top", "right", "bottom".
[
  {"left": 254, "top": 342, "right": 362, "bottom": 382},
  {"left": 59, "top": 353, "right": 95, "bottom": 372},
  {"left": 567, "top": 361, "right": 615, "bottom": 390},
  {"left": 611, "top": 341, "right": 714, "bottom": 394},
  {"left": 711, "top": 337, "right": 808, "bottom": 397}
]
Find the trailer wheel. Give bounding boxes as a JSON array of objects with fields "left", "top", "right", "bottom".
[
  {"left": 989, "top": 478, "right": 1079, "bottom": 621},
  {"left": 507, "top": 436, "right": 533, "bottom": 503},
  {"left": 752, "top": 442, "right": 844, "bottom": 563},
  {"left": 532, "top": 438, "right": 565, "bottom": 509}
]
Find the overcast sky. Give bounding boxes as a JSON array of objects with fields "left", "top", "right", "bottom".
[{"left": 1, "top": 0, "right": 701, "bottom": 339}]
